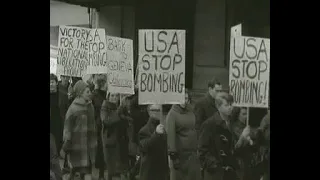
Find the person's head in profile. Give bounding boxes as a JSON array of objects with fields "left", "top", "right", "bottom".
[
  {"left": 73, "top": 80, "right": 92, "bottom": 102},
  {"left": 50, "top": 74, "right": 58, "bottom": 93}
]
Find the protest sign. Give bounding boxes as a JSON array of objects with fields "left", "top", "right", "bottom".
[
  {"left": 57, "top": 25, "right": 107, "bottom": 77},
  {"left": 106, "top": 36, "right": 134, "bottom": 94},
  {"left": 229, "top": 24, "right": 270, "bottom": 108},
  {"left": 50, "top": 57, "right": 57, "bottom": 74},
  {"left": 138, "top": 29, "right": 186, "bottom": 104},
  {"left": 86, "top": 29, "right": 107, "bottom": 74}
]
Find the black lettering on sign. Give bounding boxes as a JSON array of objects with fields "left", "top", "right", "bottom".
[
  {"left": 147, "top": 74, "right": 153, "bottom": 92},
  {"left": 233, "top": 37, "right": 269, "bottom": 61},
  {"left": 108, "top": 73, "right": 133, "bottom": 88},
  {"left": 142, "top": 54, "right": 150, "bottom": 71},
  {"left": 230, "top": 79, "right": 268, "bottom": 105},
  {"left": 246, "top": 61, "right": 257, "bottom": 79},
  {"left": 140, "top": 73, "right": 148, "bottom": 92},
  {"left": 139, "top": 72, "right": 185, "bottom": 93},
  {"left": 154, "top": 73, "right": 162, "bottom": 92},
  {"left": 233, "top": 37, "right": 245, "bottom": 58},
  {"left": 258, "top": 61, "right": 267, "bottom": 81},
  {"left": 59, "top": 37, "right": 74, "bottom": 48},
  {"left": 152, "top": 55, "right": 161, "bottom": 70},
  {"left": 93, "top": 29, "right": 101, "bottom": 42},
  {"left": 59, "top": 27, "right": 91, "bottom": 41},
  {"left": 231, "top": 60, "right": 240, "bottom": 78},
  {"left": 144, "top": 31, "right": 154, "bottom": 52},
  {"left": 245, "top": 38, "right": 257, "bottom": 60},
  {"left": 142, "top": 54, "right": 183, "bottom": 71},
  {"left": 168, "top": 32, "right": 180, "bottom": 54},
  {"left": 157, "top": 31, "right": 167, "bottom": 53},
  {"left": 173, "top": 54, "right": 182, "bottom": 70},
  {"left": 107, "top": 60, "right": 132, "bottom": 72},
  {"left": 160, "top": 55, "right": 171, "bottom": 70},
  {"left": 257, "top": 39, "right": 269, "bottom": 62},
  {"left": 144, "top": 31, "right": 181, "bottom": 54},
  {"left": 231, "top": 59, "right": 268, "bottom": 80}
]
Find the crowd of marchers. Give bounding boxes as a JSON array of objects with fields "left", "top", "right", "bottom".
[{"left": 50, "top": 74, "right": 270, "bottom": 180}]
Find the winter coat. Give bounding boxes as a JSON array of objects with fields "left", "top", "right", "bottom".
[
  {"left": 91, "top": 89, "right": 106, "bottom": 168},
  {"left": 127, "top": 94, "right": 149, "bottom": 156},
  {"left": 50, "top": 134, "right": 62, "bottom": 180},
  {"left": 129, "top": 94, "right": 149, "bottom": 142},
  {"left": 198, "top": 112, "right": 239, "bottom": 180},
  {"left": 166, "top": 104, "right": 200, "bottom": 180},
  {"left": 92, "top": 89, "right": 106, "bottom": 129},
  {"left": 63, "top": 98, "right": 97, "bottom": 168},
  {"left": 50, "top": 92, "right": 63, "bottom": 152},
  {"left": 194, "top": 93, "right": 218, "bottom": 136},
  {"left": 139, "top": 117, "right": 169, "bottom": 180},
  {"left": 233, "top": 122, "right": 264, "bottom": 180},
  {"left": 259, "top": 113, "right": 270, "bottom": 180},
  {"left": 100, "top": 100, "right": 128, "bottom": 174}
]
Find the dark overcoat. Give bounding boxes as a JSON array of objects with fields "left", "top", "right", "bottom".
[
  {"left": 194, "top": 93, "right": 218, "bottom": 135},
  {"left": 139, "top": 117, "right": 169, "bottom": 180},
  {"left": 91, "top": 89, "right": 106, "bottom": 168},
  {"left": 198, "top": 112, "right": 239, "bottom": 180},
  {"left": 100, "top": 100, "right": 128, "bottom": 175}
]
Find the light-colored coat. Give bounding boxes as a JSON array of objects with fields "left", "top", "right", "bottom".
[{"left": 63, "top": 98, "right": 97, "bottom": 168}]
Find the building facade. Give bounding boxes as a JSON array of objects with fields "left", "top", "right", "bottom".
[{"left": 51, "top": 0, "right": 269, "bottom": 105}]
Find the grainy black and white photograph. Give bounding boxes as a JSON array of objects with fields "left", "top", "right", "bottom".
[{"left": 50, "top": 0, "right": 270, "bottom": 180}]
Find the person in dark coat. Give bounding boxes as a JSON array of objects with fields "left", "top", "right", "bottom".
[
  {"left": 100, "top": 92, "right": 128, "bottom": 180},
  {"left": 126, "top": 89, "right": 149, "bottom": 180},
  {"left": 258, "top": 110, "right": 270, "bottom": 180},
  {"left": 231, "top": 107, "right": 264, "bottom": 180},
  {"left": 198, "top": 92, "right": 239, "bottom": 180},
  {"left": 50, "top": 74, "right": 63, "bottom": 153},
  {"left": 138, "top": 104, "right": 169, "bottom": 180},
  {"left": 62, "top": 80, "right": 97, "bottom": 180},
  {"left": 194, "top": 78, "right": 223, "bottom": 136},
  {"left": 50, "top": 133, "right": 62, "bottom": 180},
  {"left": 91, "top": 75, "right": 107, "bottom": 180},
  {"left": 166, "top": 89, "right": 201, "bottom": 180}
]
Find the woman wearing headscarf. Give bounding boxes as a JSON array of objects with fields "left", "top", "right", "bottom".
[
  {"left": 61, "top": 80, "right": 97, "bottom": 180},
  {"left": 101, "top": 92, "right": 128, "bottom": 180},
  {"left": 166, "top": 89, "right": 201, "bottom": 180},
  {"left": 91, "top": 74, "right": 108, "bottom": 180}
]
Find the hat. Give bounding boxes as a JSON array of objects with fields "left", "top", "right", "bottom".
[{"left": 73, "top": 80, "right": 88, "bottom": 97}]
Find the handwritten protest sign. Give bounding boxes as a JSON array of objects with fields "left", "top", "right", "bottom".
[
  {"left": 50, "top": 57, "right": 57, "bottom": 74},
  {"left": 106, "top": 36, "right": 134, "bottom": 94},
  {"left": 86, "top": 30, "right": 107, "bottom": 74},
  {"left": 57, "top": 25, "right": 106, "bottom": 77},
  {"left": 138, "top": 29, "right": 186, "bottom": 104},
  {"left": 229, "top": 24, "right": 270, "bottom": 108}
]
